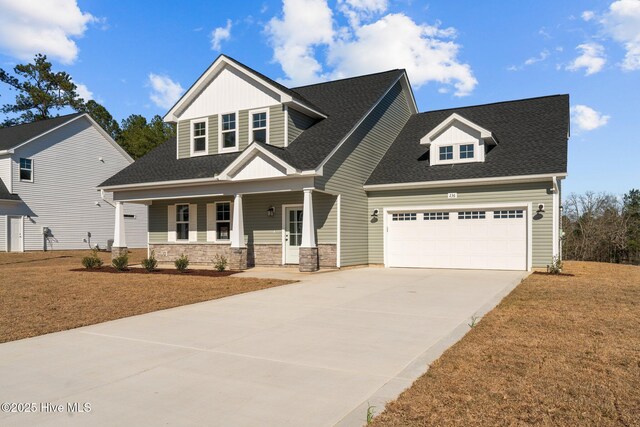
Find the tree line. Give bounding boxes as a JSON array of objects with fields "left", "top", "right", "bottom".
[
  {"left": 562, "top": 189, "right": 640, "bottom": 265},
  {"left": 0, "top": 54, "right": 174, "bottom": 159}
]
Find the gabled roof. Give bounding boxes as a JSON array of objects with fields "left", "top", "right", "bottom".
[
  {"left": 100, "top": 68, "right": 408, "bottom": 188},
  {"left": 420, "top": 112, "right": 495, "bottom": 145},
  {"left": 0, "top": 178, "right": 20, "bottom": 201},
  {"left": 365, "top": 95, "right": 569, "bottom": 186},
  {"left": 0, "top": 113, "right": 84, "bottom": 151},
  {"left": 164, "top": 54, "right": 327, "bottom": 122}
]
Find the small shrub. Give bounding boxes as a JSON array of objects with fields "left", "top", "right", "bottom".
[
  {"left": 366, "top": 403, "right": 376, "bottom": 424},
  {"left": 142, "top": 251, "right": 158, "bottom": 272},
  {"left": 548, "top": 256, "right": 563, "bottom": 274},
  {"left": 112, "top": 253, "right": 129, "bottom": 271},
  {"left": 175, "top": 254, "right": 189, "bottom": 272},
  {"left": 213, "top": 254, "right": 228, "bottom": 272},
  {"left": 468, "top": 314, "right": 480, "bottom": 328},
  {"left": 81, "top": 249, "right": 103, "bottom": 269}
]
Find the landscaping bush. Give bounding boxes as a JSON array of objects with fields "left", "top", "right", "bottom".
[
  {"left": 141, "top": 251, "right": 158, "bottom": 272},
  {"left": 548, "top": 256, "right": 563, "bottom": 274},
  {"left": 81, "top": 249, "right": 103, "bottom": 269},
  {"left": 175, "top": 254, "right": 189, "bottom": 272},
  {"left": 213, "top": 254, "right": 228, "bottom": 272},
  {"left": 112, "top": 253, "right": 129, "bottom": 271}
]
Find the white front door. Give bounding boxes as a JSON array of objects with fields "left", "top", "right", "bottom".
[
  {"left": 386, "top": 208, "right": 528, "bottom": 270},
  {"left": 8, "top": 216, "right": 22, "bottom": 252},
  {"left": 284, "top": 207, "right": 303, "bottom": 264}
]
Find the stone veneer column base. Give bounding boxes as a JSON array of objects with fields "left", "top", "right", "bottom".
[
  {"left": 299, "top": 247, "right": 319, "bottom": 272},
  {"left": 228, "top": 247, "right": 248, "bottom": 270},
  {"left": 111, "top": 246, "right": 128, "bottom": 260}
]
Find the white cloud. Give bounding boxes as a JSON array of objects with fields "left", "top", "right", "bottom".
[
  {"left": 566, "top": 42, "right": 606, "bottom": 75},
  {"left": 74, "top": 82, "right": 93, "bottom": 101},
  {"left": 265, "top": 0, "right": 334, "bottom": 85},
  {"left": 0, "top": 0, "right": 95, "bottom": 64},
  {"left": 582, "top": 10, "right": 595, "bottom": 21},
  {"left": 571, "top": 104, "right": 610, "bottom": 131},
  {"left": 148, "top": 73, "right": 184, "bottom": 109},
  {"left": 601, "top": 0, "right": 640, "bottom": 71},
  {"left": 524, "top": 49, "right": 550, "bottom": 65},
  {"left": 266, "top": 0, "right": 477, "bottom": 96},
  {"left": 211, "top": 19, "right": 232, "bottom": 51}
]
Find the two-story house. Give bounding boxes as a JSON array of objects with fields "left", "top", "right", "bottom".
[
  {"left": 0, "top": 113, "right": 147, "bottom": 252},
  {"left": 100, "top": 55, "right": 568, "bottom": 272}
]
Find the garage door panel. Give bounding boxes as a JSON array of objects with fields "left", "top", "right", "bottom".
[{"left": 387, "top": 208, "right": 527, "bottom": 271}]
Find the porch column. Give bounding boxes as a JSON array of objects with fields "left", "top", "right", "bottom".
[
  {"left": 229, "top": 194, "right": 247, "bottom": 270},
  {"left": 300, "top": 188, "right": 319, "bottom": 272},
  {"left": 112, "top": 201, "right": 128, "bottom": 259}
]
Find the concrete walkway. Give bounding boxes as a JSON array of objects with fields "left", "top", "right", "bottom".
[{"left": 0, "top": 268, "right": 526, "bottom": 426}]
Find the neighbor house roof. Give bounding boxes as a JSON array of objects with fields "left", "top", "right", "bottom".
[
  {"left": 100, "top": 69, "right": 406, "bottom": 187},
  {"left": 365, "top": 95, "right": 569, "bottom": 186},
  {"left": 0, "top": 178, "right": 20, "bottom": 201},
  {"left": 0, "top": 113, "right": 84, "bottom": 151}
]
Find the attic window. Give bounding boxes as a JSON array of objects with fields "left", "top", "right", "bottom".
[
  {"left": 439, "top": 146, "right": 453, "bottom": 161},
  {"left": 460, "top": 144, "right": 474, "bottom": 159}
]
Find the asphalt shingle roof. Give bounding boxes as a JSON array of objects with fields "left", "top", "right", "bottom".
[
  {"left": 0, "top": 113, "right": 84, "bottom": 151},
  {"left": 0, "top": 178, "right": 20, "bottom": 201},
  {"left": 365, "top": 95, "right": 569, "bottom": 186},
  {"left": 100, "top": 69, "right": 404, "bottom": 187}
]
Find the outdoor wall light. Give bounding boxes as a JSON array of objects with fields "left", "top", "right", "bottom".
[
  {"left": 267, "top": 206, "right": 275, "bottom": 217},
  {"left": 537, "top": 203, "right": 545, "bottom": 213},
  {"left": 371, "top": 208, "right": 379, "bottom": 218}
]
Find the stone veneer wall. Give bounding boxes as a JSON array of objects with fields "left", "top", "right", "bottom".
[{"left": 149, "top": 243, "right": 338, "bottom": 268}]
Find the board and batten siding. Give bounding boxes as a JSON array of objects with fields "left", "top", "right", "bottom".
[
  {"left": 366, "top": 181, "right": 554, "bottom": 267},
  {"left": 148, "top": 192, "right": 336, "bottom": 246},
  {"left": 288, "top": 108, "right": 316, "bottom": 145},
  {"left": 5, "top": 117, "right": 147, "bottom": 250},
  {"left": 315, "top": 81, "right": 412, "bottom": 266}
]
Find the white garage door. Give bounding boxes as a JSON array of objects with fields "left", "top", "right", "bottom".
[{"left": 386, "top": 208, "right": 527, "bottom": 270}]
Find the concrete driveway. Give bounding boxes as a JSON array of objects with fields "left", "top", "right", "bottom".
[{"left": 0, "top": 267, "right": 525, "bottom": 426}]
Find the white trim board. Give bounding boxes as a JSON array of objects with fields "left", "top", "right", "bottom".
[{"left": 363, "top": 173, "right": 567, "bottom": 191}]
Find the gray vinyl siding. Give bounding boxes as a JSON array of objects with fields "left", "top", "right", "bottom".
[
  {"left": 288, "top": 108, "right": 316, "bottom": 145},
  {"left": 366, "top": 181, "right": 554, "bottom": 267},
  {"left": 316, "top": 81, "right": 411, "bottom": 266},
  {"left": 177, "top": 120, "right": 190, "bottom": 159},
  {"left": 238, "top": 111, "right": 249, "bottom": 150},
  {"left": 5, "top": 117, "right": 147, "bottom": 250},
  {"left": 0, "top": 215, "right": 5, "bottom": 251},
  {"left": 148, "top": 192, "right": 336, "bottom": 246},
  {"left": 269, "top": 105, "right": 285, "bottom": 148},
  {"left": 208, "top": 115, "right": 218, "bottom": 154}
]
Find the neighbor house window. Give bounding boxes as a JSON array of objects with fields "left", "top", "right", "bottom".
[
  {"left": 20, "top": 158, "right": 33, "bottom": 181},
  {"left": 460, "top": 144, "right": 474, "bottom": 159},
  {"left": 216, "top": 202, "right": 231, "bottom": 240},
  {"left": 251, "top": 111, "right": 268, "bottom": 144},
  {"left": 221, "top": 113, "right": 236, "bottom": 149},
  {"left": 439, "top": 146, "right": 453, "bottom": 161},
  {"left": 176, "top": 204, "right": 189, "bottom": 240},
  {"left": 192, "top": 120, "right": 207, "bottom": 153}
]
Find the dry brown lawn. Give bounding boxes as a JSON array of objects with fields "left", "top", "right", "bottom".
[
  {"left": 372, "top": 261, "right": 640, "bottom": 427},
  {"left": 0, "top": 249, "right": 293, "bottom": 343}
]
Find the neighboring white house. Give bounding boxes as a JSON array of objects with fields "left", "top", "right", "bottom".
[{"left": 0, "top": 113, "right": 147, "bottom": 252}]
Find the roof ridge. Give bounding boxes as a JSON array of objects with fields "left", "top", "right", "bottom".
[
  {"left": 0, "top": 112, "right": 84, "bottom": 130},
  {"left": 291, "top": 69, "right": 404, "bottom": 90},
  {"left": 419, "top": 94, "right": 569, "bottom": 115}
]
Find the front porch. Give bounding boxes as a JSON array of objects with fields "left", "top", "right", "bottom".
[{"left": 112, "top": 187, "right": 339, "bottom": 272}]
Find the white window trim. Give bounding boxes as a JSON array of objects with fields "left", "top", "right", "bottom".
[
  {"left": 433, "top": 141, "right": 479, "bottom": 165},
  {"left": 218, "top": 111, "right": 239, "bottom": 153},
  {"left": 211, "top": 201, "right": 233, "bottom": 243},
  {"left": 19, "top": 158, "right": 33, "bottom": 182},
  {"left": 248, "top": 108, "right": 269, "bottom": 145},
  {"left": 190, "top": 118, "right": 208, "bottom": 156}
]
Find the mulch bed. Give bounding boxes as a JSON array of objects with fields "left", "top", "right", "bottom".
[{"left": 71, "top": 267, "right": 238, "bottom": 277}]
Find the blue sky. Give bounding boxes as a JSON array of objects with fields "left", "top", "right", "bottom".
[{"left": 0, "top": 0, "right": 638, "bottom": 196}]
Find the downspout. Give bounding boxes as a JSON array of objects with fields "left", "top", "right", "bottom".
[{"left": 551, "top": 176, "right": 560, "bottom": 260}]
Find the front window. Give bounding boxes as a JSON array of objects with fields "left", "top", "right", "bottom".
[
  {"left": 460, "top": 144, "right": 474, "bottom": 159},
  {"left": 20, "top": 158, "right": 32, "bottom": 181},
  {"left": 251, "top": 111, "right": 267, "bottom": 144},
  {"left": 192, "top": 121, "right": 206, "bottom": 153},
  {"left": 439, "top": 146, "right": 453, "bottom": 161},
  {"left": 216, "top": 202, "right": 231, "bottom": 240},
  {"left": 176, "top": 204, "right": 189, "bottom": 240},
  {"left": 221, "top": 113, "right": 236, "bottom": 149}
]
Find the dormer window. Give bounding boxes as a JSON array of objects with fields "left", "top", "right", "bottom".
[
  {"left": 250, "top": 109, "right": 268, "bottom": 144},
  {"left": 439, "top": 146, "right": 453, "bottom": 161},
  {"left": 460, "top": 144, "right": 474, "bottom": 159}
]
